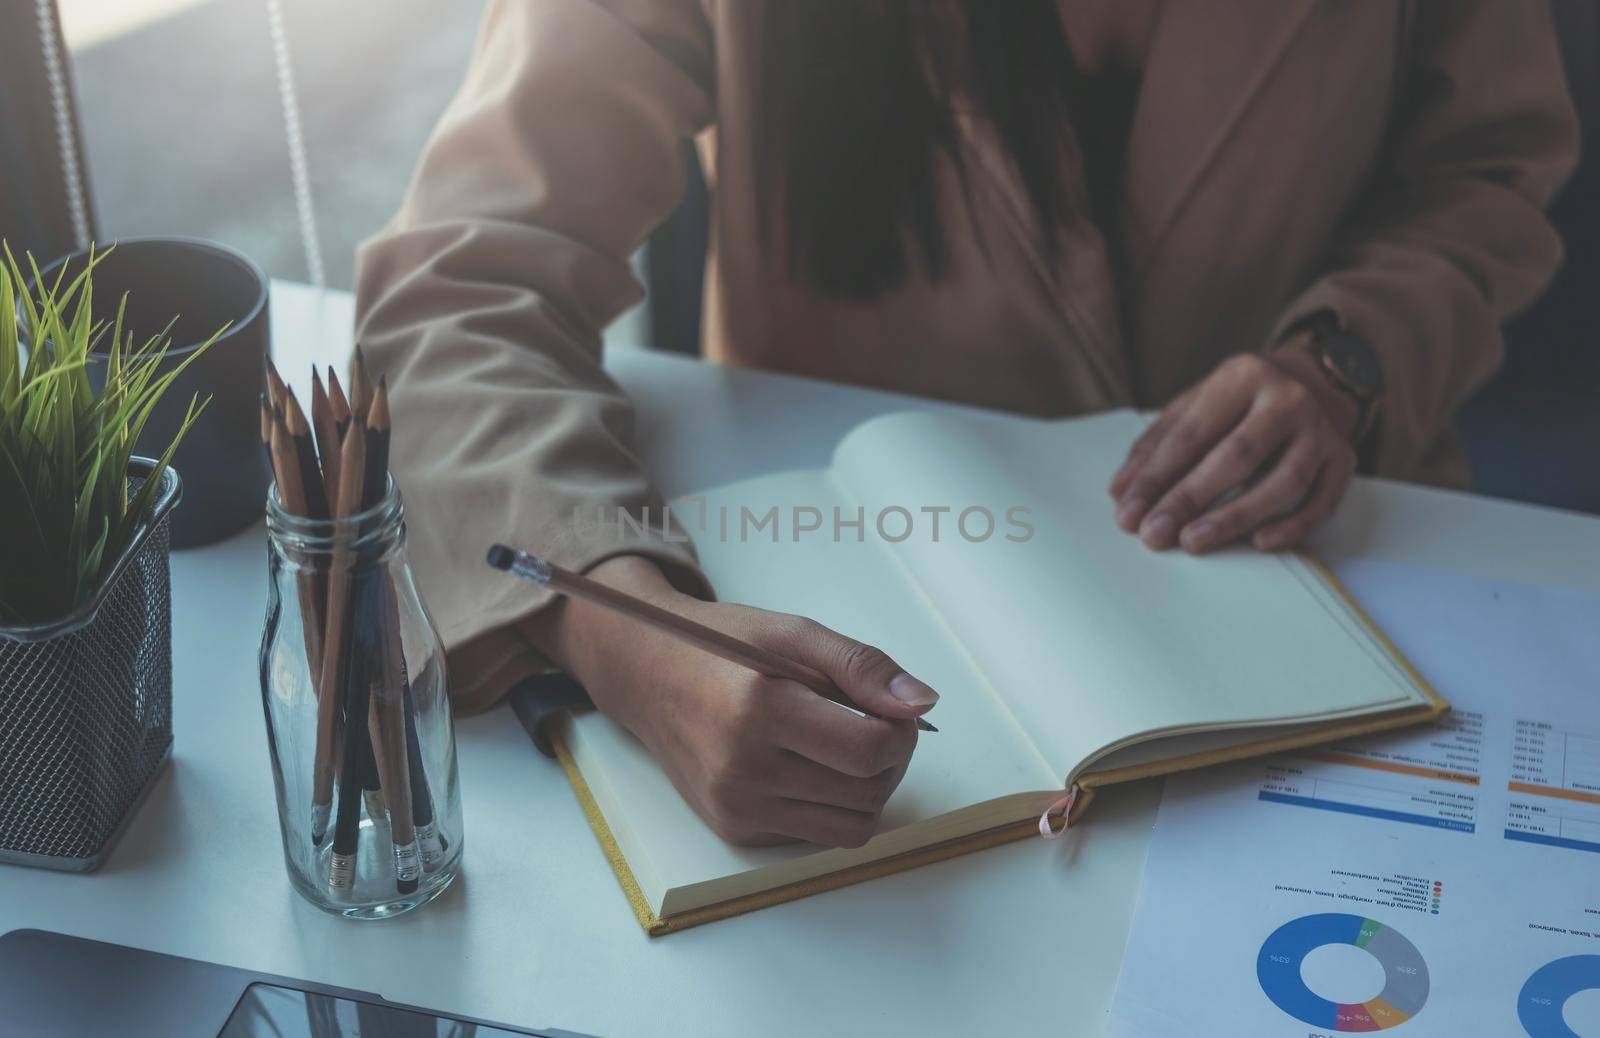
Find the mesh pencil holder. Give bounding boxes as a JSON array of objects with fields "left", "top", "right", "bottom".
[
  {"left": 0, "top": 460, "right": 180, "bottom": 872},
  {"left": 261, "top": 481, "right": 463, "bottom": 919}
]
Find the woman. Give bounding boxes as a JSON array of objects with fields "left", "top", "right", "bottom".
[{"left": 356, "top": 1, "right": 1576, "bottom": 848}]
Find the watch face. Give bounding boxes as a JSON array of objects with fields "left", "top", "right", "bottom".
[{"left": 1325, "top": 332, "right": 1383, "bottom": 398}]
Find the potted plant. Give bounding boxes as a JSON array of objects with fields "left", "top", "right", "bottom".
[{"left": 0, "top": 245, "right": 223, "bottom": 871}]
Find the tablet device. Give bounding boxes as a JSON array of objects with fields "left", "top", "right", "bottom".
[{"left": 0, "top": 929, "right": 596, "bottom": 1038}]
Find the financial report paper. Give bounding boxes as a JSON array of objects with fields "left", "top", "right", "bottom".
[{"left": 1109, "top": 560, "right": 1600, "bottom": 1037}]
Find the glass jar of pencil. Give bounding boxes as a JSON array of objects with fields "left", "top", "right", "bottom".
[{"left": 261, "top": 472, "right": 463, "bottom": 919}]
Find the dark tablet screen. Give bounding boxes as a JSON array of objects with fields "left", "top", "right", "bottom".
[{"left": 220, "top": 982, "right": 534, "bottom": 1037}]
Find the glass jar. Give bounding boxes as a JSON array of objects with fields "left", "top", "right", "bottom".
[{"left": 261, "top": 481, "right": 463, "bottom": 918}]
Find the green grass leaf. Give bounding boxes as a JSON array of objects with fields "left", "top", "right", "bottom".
[{"left": 0, "top": 242, "right": 223, "bottom": 624}]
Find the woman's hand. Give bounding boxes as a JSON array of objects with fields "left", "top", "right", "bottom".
[
  {"left": 1108, "top": 343, "right": 1360, "bottom": 554},
  {"left": 531, "top": 556, "right": 938, "bottom": 848}
]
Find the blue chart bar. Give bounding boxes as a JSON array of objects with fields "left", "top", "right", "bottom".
[
  {"left": 1504, "top": 829, "right": 1600, "bottom": 855},
  {"left": 1259, "top": 792, "right": 1476, "bottom": 832},
  {"left": 1518, "top": 955, "right": 1600, "bottom": 1037}
]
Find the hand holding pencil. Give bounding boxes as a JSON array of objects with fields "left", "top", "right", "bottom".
[
  {"left": 492, "top": 547, "right": 940, "bottom": 849},
  {"left": 489, "top": 544, "right": 936, "bottom": 733}
]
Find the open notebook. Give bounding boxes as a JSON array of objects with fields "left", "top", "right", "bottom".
[{"left": 548, "top": 409, "right": 1445, "bottom": 935}]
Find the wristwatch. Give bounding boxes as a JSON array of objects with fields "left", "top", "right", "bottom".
[{"left": 1281, "top": 311, "right": 1384, "bottom": 445}]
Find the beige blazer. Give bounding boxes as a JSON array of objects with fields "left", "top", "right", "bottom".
[{"left": 355, "top": 0, "right": 1578, "bottom": 713}]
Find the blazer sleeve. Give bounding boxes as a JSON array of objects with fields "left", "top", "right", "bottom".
[
  {"left": 1273, "top": 0, "right": 1579, "bottom": 484},
  {"left": 354, "top": 0, "right": 716, "bottom": 714}
]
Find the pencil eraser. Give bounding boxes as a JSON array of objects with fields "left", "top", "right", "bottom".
[{"left": 486, "top": 544, "right": 515, "bottom": 571}]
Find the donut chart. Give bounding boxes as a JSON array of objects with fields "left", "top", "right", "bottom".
[
  {"left": 1518, "top": 955, "right": 1600, "bottom": 1037},
  {"left": 1257, "top": 913, "right": 1429, "bottom": 1031}
]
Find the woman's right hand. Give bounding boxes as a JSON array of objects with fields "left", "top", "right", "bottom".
[{"left": 530, "top": 555, "right": 938, "bottom": 848}]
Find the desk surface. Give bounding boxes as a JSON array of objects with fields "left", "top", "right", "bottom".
[{"left": 2, "top": 282, "right": 1596, "bottom": 1038}]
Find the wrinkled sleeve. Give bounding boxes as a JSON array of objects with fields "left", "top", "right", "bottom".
[
  {"left": 354, "top": 0, "right": 716, "bottom": 713},
  {"left": 1273, "top": 0, "right": 1579, "bottom": 483}
]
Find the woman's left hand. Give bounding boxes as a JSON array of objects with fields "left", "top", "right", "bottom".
[{"left": 1108, "top": 342, "right": 1361, "bottom": 554}]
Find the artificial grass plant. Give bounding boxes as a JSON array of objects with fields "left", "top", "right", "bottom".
[{"left": 0, "top": 244, "right": 224, "bottom": 625}]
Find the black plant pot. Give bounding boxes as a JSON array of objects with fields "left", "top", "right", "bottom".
[
  {"left": 0, "top": 460, "right": 180, "bottom": 872},
  {"left": 36, "top": 237, "right": 270, "bottom": 548}
]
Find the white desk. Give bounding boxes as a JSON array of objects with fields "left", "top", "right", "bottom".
[{"left": 3, "top": 282, "right": 1596, "bottom": 1038}]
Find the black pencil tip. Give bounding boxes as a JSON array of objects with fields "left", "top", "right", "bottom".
[{"left": 486, "top": 544, "right": 515, "bottom": 571}]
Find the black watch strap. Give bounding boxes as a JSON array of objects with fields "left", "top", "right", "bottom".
[{"left": 1282, "top": 311, "right": 1384, "bottom": 446}]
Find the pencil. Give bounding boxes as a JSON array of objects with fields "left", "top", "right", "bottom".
[
  {"left": 359, "top": 382, "right": 421, "bottom": 893},
  {"left": 316, "top": 420, "right": 366, "bottom": 861},
  {"left": 279, "top": 392, "right": 328, "bottom": 652},
  {"left": 267, "top": 411, "right": 308, "bottom": 519},
  {"left": 349, "top": 344, "right": 374, "bottom": 424},
  {"left": 264, "top": 356, "right": 289, "bottom": 409},
  {"left": 267, "top": 408, "right": 334, "bottom": 695},
  {"left": 328, "top": 619, "right": 373, "bottom": 891},
  {"left": 486, "top": 544, "right": 938, "bottom": 733},
  {"left": 282, "top": 391, "right": 331, "bottom": 524},
  {"left": 359, "top": 719, "right": 387, "bottom": 827},
  {"left": 362, "top": 377, "right": 390, "bottom": 504},
  {"left": 401, "top": 661, "right": 448, "bottom": 870},
  {"left": 325, "top": 420, "right": 371, "bottom": 888},
  {"left": 327, "top": 368, "right": 352, "bottom": 434},
  {"left": 367, "top": 378, "right": 449, "bottom": 870},
  {"left": 309, "top": 368, "right": 342, "bottom": 503}
]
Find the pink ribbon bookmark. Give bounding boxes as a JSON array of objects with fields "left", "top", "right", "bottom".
[{"left": 1038, "top": 785, "right": 1080, "bottom": 839}]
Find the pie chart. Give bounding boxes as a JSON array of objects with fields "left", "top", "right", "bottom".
[
  {"left": 1518, "top": 955, "right": 1600, "bottom": 1037},
  {"left": 1257, "top": 913, "right": 1429, "bottom": 1031}
]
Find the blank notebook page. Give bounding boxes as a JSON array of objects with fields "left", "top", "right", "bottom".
[{"left": 831, "top": 409, "right": 1430, "bottom": 781}]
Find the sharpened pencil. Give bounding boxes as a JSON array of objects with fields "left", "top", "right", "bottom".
[
  {"left": 264, "top": 356, "right": 289, "bottom": 410},
  {"left": 316, "top": 420, "right": 366, "bottom": 862},
  {"left": 267, "top": 412, "right": 307, "bottom": 519},
  {"left": 282, "top": 391, "right": 330, "bottom": 522},
  {"left": 349, "top": 345, "right": 374, "bottom": 424},
  {"left": 324, "top": 419, "right": 370, "bottom": 887},
  {"left": 327, "top": 368, "right": 352, "bottom": 435},
  {"left": 267, "top": 406, "right": 332, "bottom": 680},
  {"left": 487, "top": 544, "right": 938, "bottom": 733},
  {"left": 309, "top": 368, "right": 342, "bottom": 503},
  {"left": 357, "top": 381, "right": 421, "bottom": 892}
]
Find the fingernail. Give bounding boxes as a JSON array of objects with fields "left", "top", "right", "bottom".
[
  {"left": 1116, "top": 497, "right": 1148, "bottom": 529},
  {"left": 1181, "top": 521, "right": 1214, "bottom": 553},
  {"left": 1141, "top": 513, "right": 1174, "bottom": 547},
  {"left": 888, "top": 673, "right": 939, "bottom": 708}
]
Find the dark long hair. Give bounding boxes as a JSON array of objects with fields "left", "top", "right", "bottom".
[{"left": 757, "top": 1, "right": 1079, "bottom": 298}]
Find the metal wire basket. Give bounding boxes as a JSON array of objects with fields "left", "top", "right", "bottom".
[{"left": 0, "top": 460, "right": 181, "bottom": 872}]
